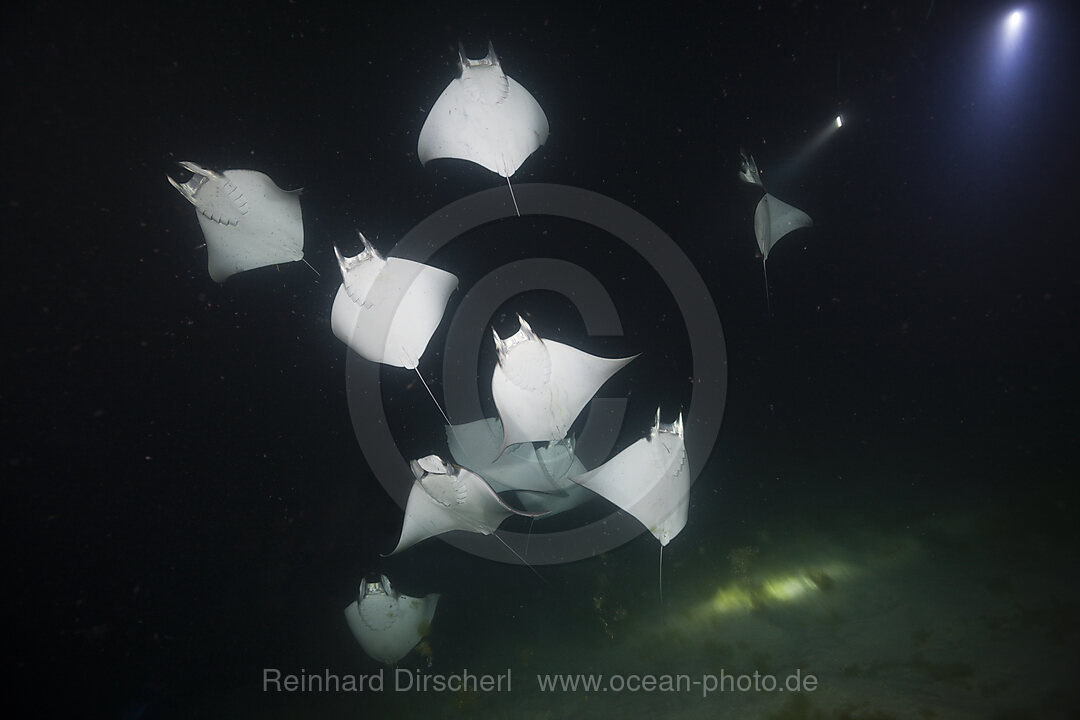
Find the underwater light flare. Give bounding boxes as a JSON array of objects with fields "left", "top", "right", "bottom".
[
  {"left": 766, "top": 115, "right": 845, "bottom": 185},
  {"left": 1000, "top": 8, "right": 1026, "bottom": 55},
  {"left": 1005, "top": 10, "right": 1024, "bottom": 34},
  {"left": 692, "top": 563, "right": 854, "bottom": 619}
]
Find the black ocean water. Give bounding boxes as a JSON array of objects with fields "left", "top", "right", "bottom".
[{"left": 5, "top": 2, "right": 1078, "bottom": 717}]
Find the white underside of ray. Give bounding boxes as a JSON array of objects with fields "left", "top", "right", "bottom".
[
  {"left": 533, "top": 439, "right": 583, "bottom": 489},
  {"left": 447, "top": 418, "right": 593, "bottom": 516},
  {"left": 344, "top": 577, "right": 439, "bottom": 665},
  {"left": 167, "top": 161, "right": 304, "bottom": 283},
  {"left": 330, "top": 237, "right": 458, "bottom": 369},
  {"left": 754, "top": 193, "right": 813, "bottom": 260},
  {"left": 571, "top": 415, "right": 689, "bottom": 546},
  {"left": 491, "top": 318, "right": 636, "bottom": 448},
  {"left": 445, "top": 418, "right": 591, "bottom": 517},
  {"left": 391, "top": 455, "right": 542, "bottom": 554},
  {"left": 738, "top": 150, "right": 764, "bottom": 188},
  {"left": 510, "top": 482, "right": 594, "bottom": 516},
  {"left": 418, "top": 46, "right": 548, "bottom": 178}
]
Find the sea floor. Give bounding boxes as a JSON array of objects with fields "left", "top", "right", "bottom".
[{"left": 167, "top": 499, "right": 1077, "bottom": 719}]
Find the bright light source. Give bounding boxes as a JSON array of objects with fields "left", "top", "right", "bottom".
[
  {"left": 1002, "top": 9, "right": 1025, "bottom": 53},
  {"left": 835, "top": 115, "right": 843, "bottom": 128},
  {"left": 1006, "top": 9, "right": 1024, "bottom": 33}
]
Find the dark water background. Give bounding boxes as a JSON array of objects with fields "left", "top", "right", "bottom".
[{"left": 4, "top": 0, "right": 1078, "bottom": 715}]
